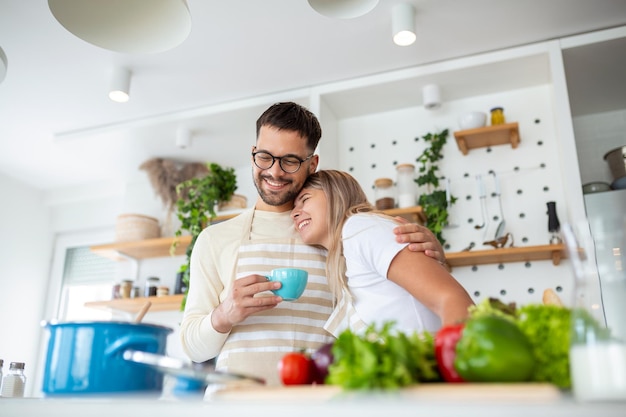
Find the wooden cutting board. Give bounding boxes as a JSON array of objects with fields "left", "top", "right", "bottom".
[{"left": 213, "top": 383, "right": 562, "bottom": 402}]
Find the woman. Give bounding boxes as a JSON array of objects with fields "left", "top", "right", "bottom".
[{"left": 291, "top": 170, "right": 474, "bottom": 336}]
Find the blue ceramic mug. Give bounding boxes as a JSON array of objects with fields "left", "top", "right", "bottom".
[{"left": 266, "top": 268, "right": 308, "bottom": 301}]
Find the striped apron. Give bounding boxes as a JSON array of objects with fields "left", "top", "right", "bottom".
[{"left": 214, "top": 209, "right": 334, "bottom": 386}]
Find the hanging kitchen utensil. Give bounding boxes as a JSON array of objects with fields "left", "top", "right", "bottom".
[
  {"left": 474, "top": 175, "right": 487, "bottom": 230},
  {"left": 443, "top": 177, "right": 458, "bottom": 229},
  {"left": 493, "top": 172, "right": 506, "bottom": 239},
  {"left": 547, "top": 201, "right": 562, "bottom": 244}
]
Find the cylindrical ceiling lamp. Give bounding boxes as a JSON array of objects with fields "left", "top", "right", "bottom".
[
  {"left": 109, "top": 67, "right": 131, "bottom": 103},
  {"left": 308, "top": 0, "right": 379, "bottom": 19},
  {"left": 422, "top": 84, "right": 442, "bottom": 110},
  {"left": 176, "top": 127, "right": 192, "bottom": 149},
  {"left": 0, "top": 46, "right": 7, "bottom": 83},
  {"left": 392, "top": 3, "right": 416, "bottom": 46},
  {"left": 48, "top": 0, "right": 192, "bottom": 54}
]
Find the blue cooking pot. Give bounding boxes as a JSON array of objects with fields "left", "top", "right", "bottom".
[{"left": 42, "top": 321, "right": 173, "bottom": 396}]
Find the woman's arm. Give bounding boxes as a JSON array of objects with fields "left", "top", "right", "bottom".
[
  {"left": 386, "top": 248, "right": 473, "bottom": 326},
  {"left": 392, "top": 220, "right": 448, "bottom": 268}
]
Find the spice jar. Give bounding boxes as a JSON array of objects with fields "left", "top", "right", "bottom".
[
  {"left": 490, "top": 107, "right": 505, "bottom": 125},
  {"left": 120, "top": 280, "right": 133, "bottom": 299},
  {"left": 374, "top": 178, "right": 395, "bottom": 210},
  {"left": 396, "top": 164, "right": 417, "bottom": 208},
  {"left": 145, "top": 277, "right": 160, "bottom": 297}
]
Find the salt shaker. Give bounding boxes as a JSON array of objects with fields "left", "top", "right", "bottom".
[{"left": 1, "top": 361, "right": 26, "bottom": 398}]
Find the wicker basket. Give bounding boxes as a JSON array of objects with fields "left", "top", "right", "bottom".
[
  {"left": 218, "top": 194, "right": 247, "bottom": 211},
  {"left": 115, "top": 214, "right": 161, "bottom": 242}
]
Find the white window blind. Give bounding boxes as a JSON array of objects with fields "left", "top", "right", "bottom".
[{"left": 63, "top": 246, "right": 116, "bottom": 284}]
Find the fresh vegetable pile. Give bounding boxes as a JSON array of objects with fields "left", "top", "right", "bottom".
[
  {"left": 326, "top": 322, "right": 440, "bottom": 389},
  {"left": 277, "top": 297, "right": 588, "bottom": 390}
]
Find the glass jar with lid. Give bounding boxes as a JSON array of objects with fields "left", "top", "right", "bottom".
[
  {"left": 396, "top": 163, "right": 417, "bottom": 208},
  {"left": 374, "top": 178, "right": 395, "bottom": 210},
  {"left": 490, "top": 107, "right": 505, "bottom": 125},
  {"left": 145, "top": 277, "right": 160, "bottom": 297}
]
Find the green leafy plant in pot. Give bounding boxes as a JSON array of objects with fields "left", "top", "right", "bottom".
[
  {"left": 171, "top": 162, "right": 237, "bottom": 310},
  {"left": 414, "top": 129, "right": 456, "bottom": 245}
]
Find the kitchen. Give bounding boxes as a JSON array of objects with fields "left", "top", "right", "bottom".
[{"left": 1, "top": 1, "right": 626, "bottom": 414}]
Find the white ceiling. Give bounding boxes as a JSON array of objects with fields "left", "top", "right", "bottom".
[{"left": 1, "top": 0, "right": 626, "bottom": 193}]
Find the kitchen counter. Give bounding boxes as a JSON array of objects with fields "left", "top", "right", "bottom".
[{"left": 1, "top": 385, "right": 625, "bottom": 417}]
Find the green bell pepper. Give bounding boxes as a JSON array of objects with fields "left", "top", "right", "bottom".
[{"left": 454, "top": 315, "right": 535, "bottom": 382}]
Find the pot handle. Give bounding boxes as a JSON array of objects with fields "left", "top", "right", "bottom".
[{"left": 104, "top": 334, "right": 162, "bottom": 357}]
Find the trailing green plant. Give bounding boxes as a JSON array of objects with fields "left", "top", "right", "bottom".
[
  {"left": 414, "top": 129, "right": 456, "bottom": 245},
  {"left": 171, "top": 162, "right": 237, "bottom": 310}
]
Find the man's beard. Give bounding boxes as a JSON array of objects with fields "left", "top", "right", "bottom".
[{"left": 253, "top": 173, "right": 301, "bottom": 207}]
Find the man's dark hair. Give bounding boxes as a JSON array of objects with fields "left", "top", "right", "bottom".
[{"left": 256, "top": 102, "right": 322, "bottom": 152}]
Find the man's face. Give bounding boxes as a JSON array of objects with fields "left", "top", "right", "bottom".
[{"left": 252, "top": 125, "right": 318, "bottom": 212}]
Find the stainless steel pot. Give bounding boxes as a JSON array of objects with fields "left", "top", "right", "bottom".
[{"left": 604, "top": 146, "right": 626, "bottom": 189}]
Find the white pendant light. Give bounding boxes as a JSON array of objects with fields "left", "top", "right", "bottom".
[
  {"left": 392, "top": 3, "right": 416, "bottom": 46},
  {"left": 422, "top": 84, "right": 442, "bottom": 110},
  {"left": 0, "top": 46, "right": 7, "bottom": 83},
  {"left": 308, "top": 0, "right": 379, "bottom": 19},
  {"left": 48, "top": 0, "right": 192, "bottom": 54},
  {"left": 109, "top": 67, "right": 131, "bottom": 103}
]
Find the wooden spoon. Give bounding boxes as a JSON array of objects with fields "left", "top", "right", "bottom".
[{"left": 134, "top": 301, "right": 152, "bottom": 323}]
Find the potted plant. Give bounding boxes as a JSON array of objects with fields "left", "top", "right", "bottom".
[
  {"left": 414, "top": 129, "right": 456, "bottom": 245},
  {"left": 171, "top": 162, "right": 237, "bottom": 309}
]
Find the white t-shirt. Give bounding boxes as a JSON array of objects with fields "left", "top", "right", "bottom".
[{"left": 330, "top": 213, "right": 442, "bottom": 336}]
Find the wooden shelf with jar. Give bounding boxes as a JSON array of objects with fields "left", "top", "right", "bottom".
[
  {"left": 90, "top": 212, "right": 241, "bottom": 261},
  {"left": 90, "top": 206, "right": 426, "bottom": 261},
  {"left": 445, "top": 243, "right": 566, "bottom": 269},
  {"left": 453, "top": 122, "right": 520, "bottom": 155},
  {"left": 85, "top": 294, "right": 184, "bottom": 314}
]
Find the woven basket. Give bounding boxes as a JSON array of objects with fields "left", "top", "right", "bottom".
[
  {"left": 115, "top": 214, "right": 161, "bottom": 242},
  {"left": 218, "top": 194, "right": 247, "bottom": 211}
]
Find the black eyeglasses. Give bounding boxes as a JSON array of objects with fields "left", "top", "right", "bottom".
[{"left": 252, "top": 150, "right": 314, "bottom": 173}]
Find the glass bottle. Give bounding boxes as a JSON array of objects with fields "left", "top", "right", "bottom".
[
  {"left": 1, "top": 362, "right": 26, "bottom": 398},
  {"left": 396, "top": 164, "right": 417, "bottom": 208},
  {"left": 563, "top": 220, "right": 626, "bottom": 401},
  {"left": 490, "top": 107, "right": 505, "bottom": 125},
  {"left": 0, "top": 359, "right": 4, "bottom": 393},
  {"left": 374, "top": 178, "right": 395, "bottom": 210}
]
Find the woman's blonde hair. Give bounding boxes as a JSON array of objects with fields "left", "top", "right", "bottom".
[{"left": 301, "top": 170, "right": 376, "bottom": 303}]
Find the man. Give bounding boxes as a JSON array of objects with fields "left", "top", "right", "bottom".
[{"left": 180, "top": 102, "right": 445, "bottom": 386}]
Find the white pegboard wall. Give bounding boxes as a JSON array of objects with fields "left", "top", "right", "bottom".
[{"left": 337, "top": 85, "right": 575, "bottom": 306}]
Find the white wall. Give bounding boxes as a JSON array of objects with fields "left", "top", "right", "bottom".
[
  {"left": 336, "top": 85, "right": 575, "bottom": 308},
  {"left": 0, "top": 172, "right": 51, "bottom": 393}
]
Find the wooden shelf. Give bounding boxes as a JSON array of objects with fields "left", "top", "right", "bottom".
[
  {"left": 90, "top": 212, "right": 240, "bottom": 260},
  {"left": 85, "top": 294, "right": 184, "bottom": 314},
  {"left": 453, "top": 122, "right": 520, "bottom": 155},
  {"left": 382, "top": 206, "right": 426, "bottom": 225},
  {"left": 445, "top": 243, "right": 566, "bottom": 268},
  {"left": 90, "top": 207, "right": 425, "bottom": 261}
]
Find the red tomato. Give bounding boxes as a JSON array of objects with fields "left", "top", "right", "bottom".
[{"left": 278, "top": 352, "right": 314, "bottom": 385}]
